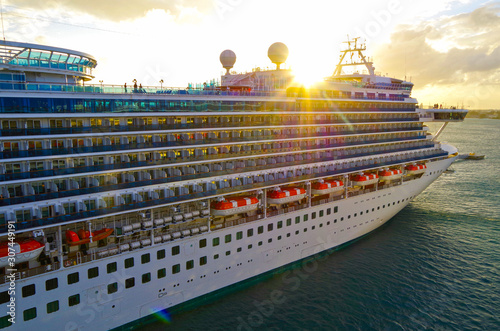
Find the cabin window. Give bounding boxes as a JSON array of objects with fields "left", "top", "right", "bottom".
[
  {"left": 225, "top": 234, "right": 231, "bottom": 243},
  {"left": 23, "top": 307, "right": 37, "bottom": 321},
  {"left": 200, "top": 256, "right": 207, "bottom": 266},
  {"left": 295, "top": 217, "right": 300, "bottom": 224},
  {"left": 107, "top": 262, "right": 117, "bottom": 273},
  {"left": 258, "top": 226, "right": 264, "bottom": 234},
  {"left": 108, "top": 283, "right": 118, "bottom": 294},
  {"left": 212, "top": 238, "right": 219, "bottom": 247},
  {"left": 88, "top": 267, "right": 99, "bottom": 279},
  {"left": 286, "top": 218, "right": 292, "bottom": 226},
  {"left": 141, "top": 253, "right": 150, "bottom": 264},
  {"left": 158, "top": 268, "right": 166, "bottom": 279},
  {"left": 0, "top": 292, "right": 9, "bottom": 304},
  {"left": 327, "top": 208, "right": 331, "bottom": 215},
  {"left": 312, "top": 212, "right": 316, "bottom": 219},
  {"left": 142, "top": 273, "right": 151, "bottom": 284},
  {"left": 236, "top": 231, "right": 243, "bottom": 240},
  {"left": 67, "top": 272, "right": 79, "bottom": 285},
  {"left": 186, "top": 260, "right": 194, "bottom": 270},
  {"left": 46, "top": 278, "right": 58, "bottom": 291},
  {"left": 68, "top": 294, "right": 80, "bottom": 306},
  {"left": 22, "top": 284, "right": 35, "bottom": 297},
  {"left": 124, "top": 258, "right": 134, "bottom": 269},
  {"left": 172, "top": 245, "right": 180, "bottom": 255},
  {"left": 199, "top": 239, "right": 207, "bottom": 248},
  {"left": 172, "top": 264, "right": 181, "bottom": 274},
  {"left": 125, "top": 277, "right": 135, "bottom": 289},
  {"left": 157, "top": 249, "right": 166, "bottom": 260},
  {"left": 46, "top": 301, "right": 59, "bottom": 314},
  {"left": 247, "top": 229, "right": 254, "bottom": 237}
]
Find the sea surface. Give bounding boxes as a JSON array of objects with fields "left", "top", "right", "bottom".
[{"left": 142, "top": 119, "right": 500, "bottom": 331}]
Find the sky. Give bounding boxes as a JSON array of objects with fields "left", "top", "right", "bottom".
[{"left": 2, "top": 0, "right": 499, "bottom": 109}]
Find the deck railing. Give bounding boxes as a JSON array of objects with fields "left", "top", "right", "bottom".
[{"left": 0, "top": 171, "right": 430, "bottom": 284}]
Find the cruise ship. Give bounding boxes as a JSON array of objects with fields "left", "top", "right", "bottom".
[{"left": 0, "top": 38, "right": 467, "bottom": 330}]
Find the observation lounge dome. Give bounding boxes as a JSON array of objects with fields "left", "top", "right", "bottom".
[{"left": 0, "top": 40, "right": 97, "bottom": 84}]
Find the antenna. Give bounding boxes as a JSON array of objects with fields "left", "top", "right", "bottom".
[
  {"left": 404, "top": 51, "right": 407, "bottom": 81},
  {"left": 0, "top": 0, "right": 5, "bottom": 41}
]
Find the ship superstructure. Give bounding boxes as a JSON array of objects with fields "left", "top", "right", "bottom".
[{"left": 0, "top": 39, "right": 467, "bottom": 330}]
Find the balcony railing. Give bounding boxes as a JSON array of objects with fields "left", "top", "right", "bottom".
[
  {"left": 0, "top": 127, "right": 424, "bottom": 160},
  {"left": 0, "top": 136, "right": 430, "bottom": 181},
  {"left": 0, "top": 151, "right": 448, "bottom": 233},
  {"left": 1, "top": 144, "right": 438, "bottom": 206}
]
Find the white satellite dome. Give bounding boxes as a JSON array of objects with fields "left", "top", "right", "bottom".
[
  {"left": 268, "top": 42, "right": 289, "bottom": 69},
  {"left": 220, "top": 49, "right": 236, "bottom": 75}
]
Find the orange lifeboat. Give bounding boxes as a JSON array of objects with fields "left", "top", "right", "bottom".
[
  {"left": 378, "top": 168, "right": 403, "bottom": 181},
  {"left": 311, "top": 179, "right": 344, "bottom": 195},
  {"left": 0, "top": 239, "right": 44, "bottom": 267},
  {"left": 211, "top": 196, "right": 259, "bottom": 216},
  {"left": 65, "top": 228, "right": 114, "bottom": 246},
  {"left": 268, "top": 187, "right": 306, "bottom": 204},
  {"left": 405, "top": 163, "right": 427, "bottom": 175},
  {"left": 350, "top": 173, "right": 379, "bottom": 186}
]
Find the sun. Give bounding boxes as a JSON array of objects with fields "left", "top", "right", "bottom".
[
  {"left": 288, "top": 48, "right": 329, "bottom": 87},
  {"left": 292, "top": 67, "right": 324, "bottom": 87}
]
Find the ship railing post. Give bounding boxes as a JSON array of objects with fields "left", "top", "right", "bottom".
[
  {"left": 58, "top": 225, "right": 63, "bottom": 270},
  {"left": 207, "top": 199, "right": 212, "bottom": 232},
  {"left": 263, "top": 189, "right": 267, "bottom": 219},
  {"left": 150, "top": 208, "right": 154, "bottom": 245},
  {"left": 344, "top": 175, "right": 349, "bottom": 198},
  {"left": 307, "top": 181, "right": 311, "bottom": 208}
]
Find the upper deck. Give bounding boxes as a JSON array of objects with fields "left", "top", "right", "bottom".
[{"left": 0, "top": 40, "right": 97, "bottom": 83}]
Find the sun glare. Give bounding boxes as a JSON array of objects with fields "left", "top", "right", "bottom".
[
  {"left": 288, "top": 45, "right": 332, "bottom": 87},
  {"left": 292, "top": 67, "right": 324, "bottom": 87}
]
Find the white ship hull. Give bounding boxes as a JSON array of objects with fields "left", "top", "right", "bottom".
[{"left": 7, "top": 156, "right": 454, "bottom": 331}]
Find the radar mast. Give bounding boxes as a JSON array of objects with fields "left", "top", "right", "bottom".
[{"left": 333, "top": 37, "right": 375, "bottom": 76}]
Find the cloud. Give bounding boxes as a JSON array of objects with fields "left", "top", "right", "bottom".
[
  {"left": 8, "top": 0, "right": 215, "bottom": 21},
  {"left": 373, "top": 3, "right": 500, "bottom": 108},
  {"left": 374, "top": 3, "right": 500, "bottom": 85}
]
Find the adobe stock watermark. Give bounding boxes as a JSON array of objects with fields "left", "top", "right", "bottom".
[
  {"left": 139, "top": 64, "right": 170, "bottom": 88},
  {"left": 215, "top": 0, "right": 244, "bottom": 20},
  {"left": 462, "top": 84, "right": 496, "bottom": 109},
  {"left": 5, "top": 219, "right": 17, "bottom": 325},
  {"left": 236, "top": 252, "right": 327, "bottom": 330},
  {"left": 354, "top": 0, "right": 403, "bottom": 40},
  {"left": 64, "top": 269, "right": 133, "bottom": 331}
]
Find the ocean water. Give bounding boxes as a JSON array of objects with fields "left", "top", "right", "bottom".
[{"left": 142, "top": 119, "right": 500, "bottom": 331}]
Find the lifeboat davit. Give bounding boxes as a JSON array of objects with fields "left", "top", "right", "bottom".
[
  {"left": 0, "top": 239, "right": 44, "bottom": 268},
  {"left": 65, "top": 228, "right": 114, "bottom": 246},
  {"left": 311, "top": 179, "right": 344, "bottom": 195},
  {"left": 378, "top": 168, "right": 403, "bottom": 181},
  {"left": 405, "top": 163, "right": 427, "bottom": 175},
  {"left": 268, "top": 187, "right": 307, "bottom": 204},
  {"left": 350, "top": 173, "right": 379, "bottom": 186},
  {"left": 211, "top": 196, "right": 259, "bottom": 216}
]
